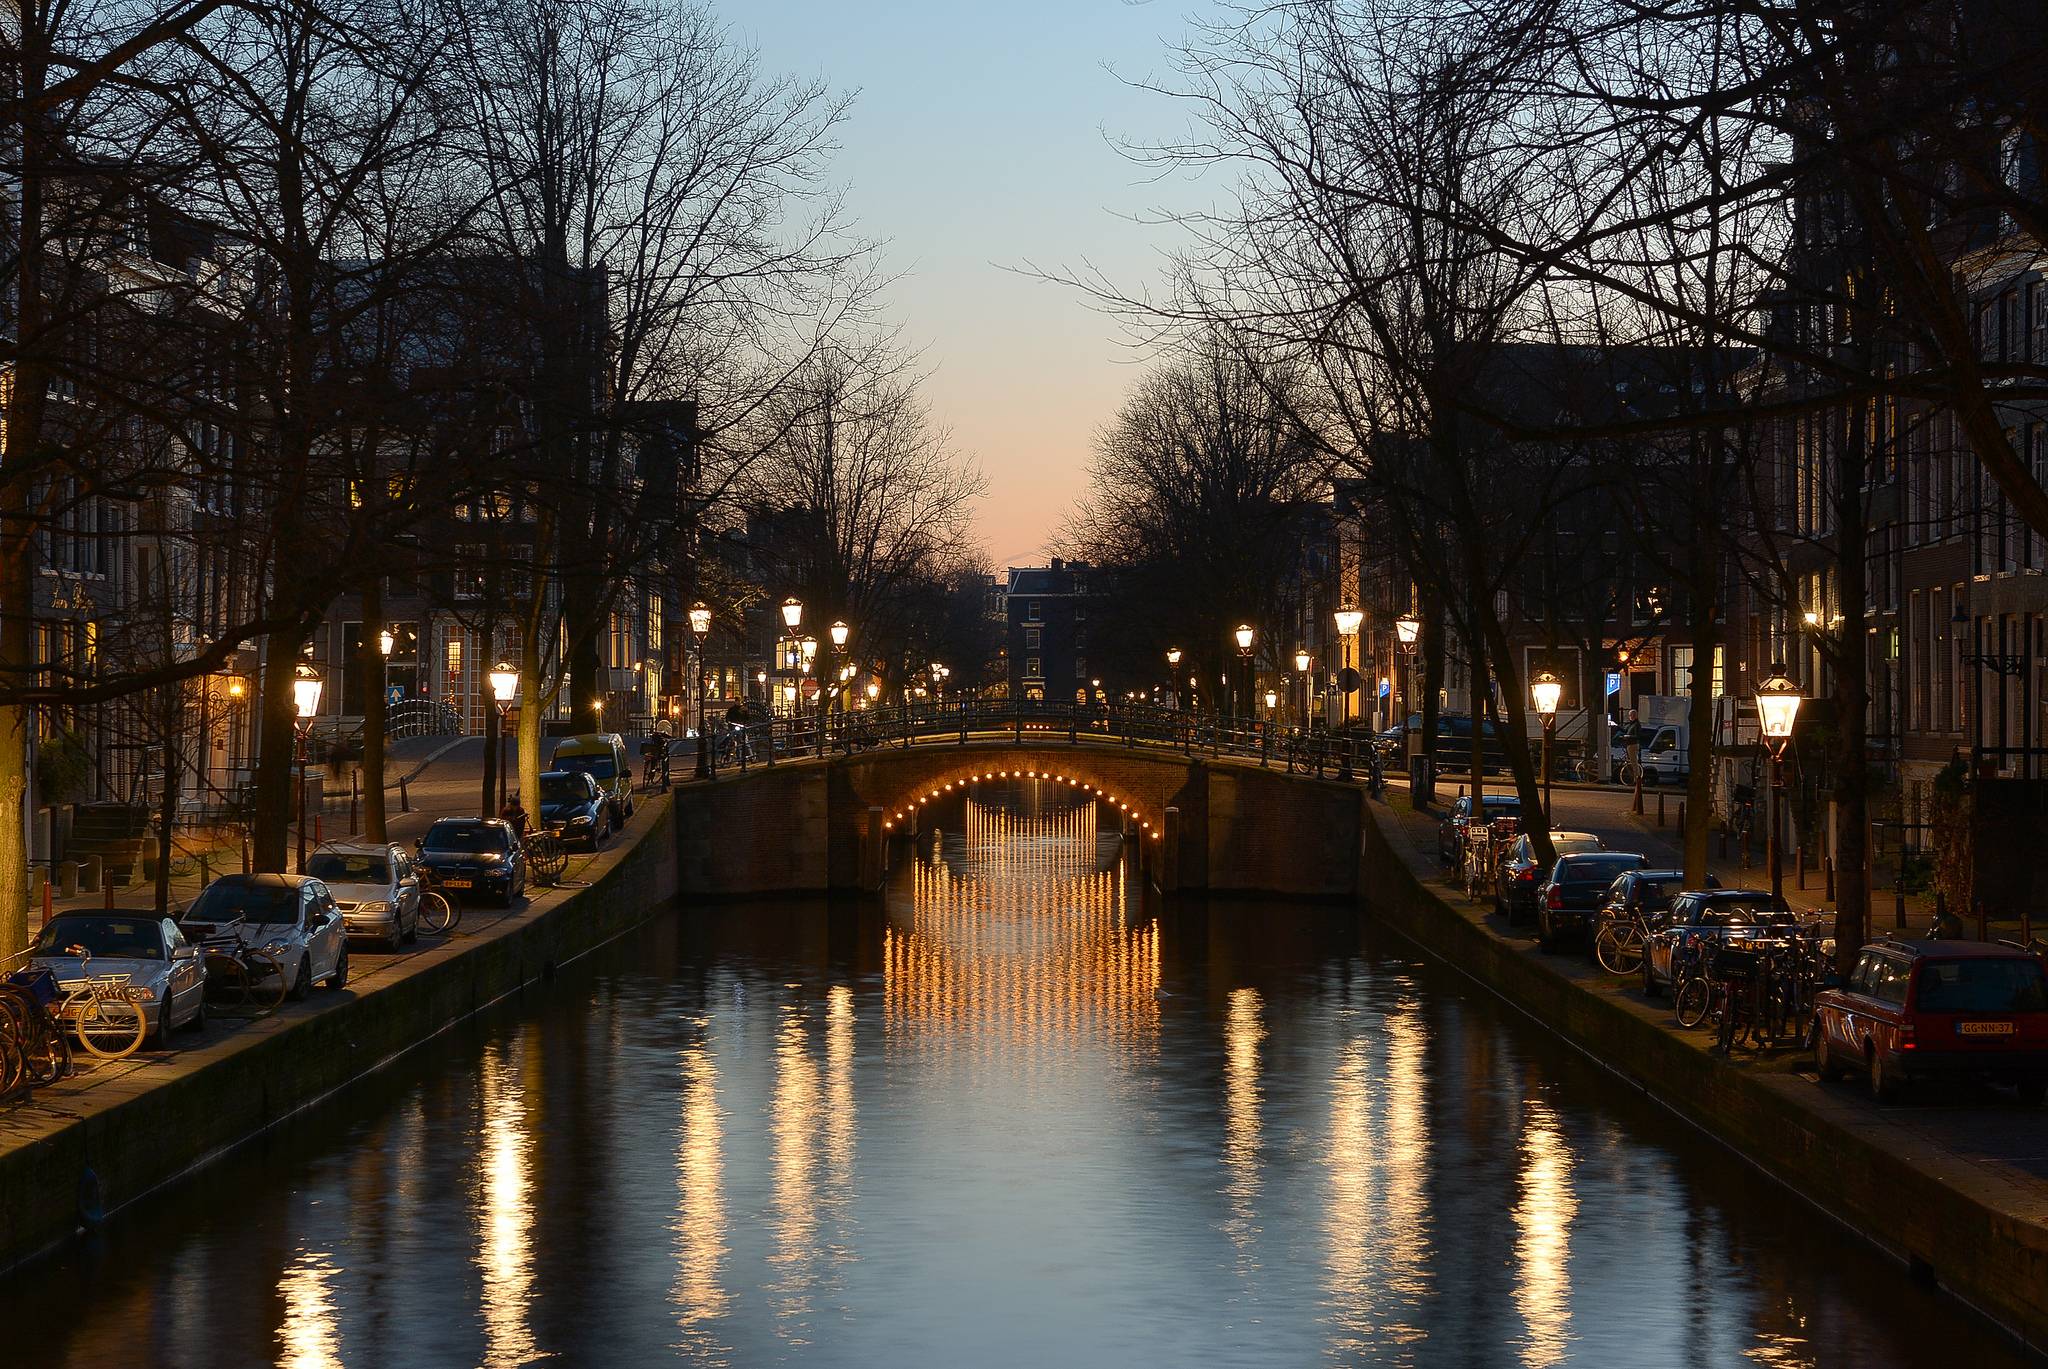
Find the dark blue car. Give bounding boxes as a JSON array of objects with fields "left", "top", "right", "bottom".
[
  {"left": 538, "top": 770, "right": 612, "bottom": 850},
  {"left": 413, "top": 818, "right": 526, "bottom": 906}
]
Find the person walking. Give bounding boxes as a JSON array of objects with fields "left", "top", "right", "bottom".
[{"left": 499, "top": 793, "right": 530, "bottom": 845}]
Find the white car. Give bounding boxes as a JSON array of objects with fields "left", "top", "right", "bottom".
[
  {"left": 31, "top": 911, "right": 208, "bottom": 1045},
  {"left": 179, "top": 874, "right": 350, "bottom": 1000},
  {"left": 306, "top": 840, "right": 422, "bottom": 950}
]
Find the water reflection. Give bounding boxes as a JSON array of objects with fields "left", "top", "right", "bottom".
[
  {"left": 477, "top": 1041, "right": 540, "bottom": 1367},
  {"left": 1514, "top": 1100, "right": 1578, "bottom": 1367},
  {"left": 671, "top": 1038, "right": 729, "bottom": 1359},
  {"left": 0, "top": 784, "right": 2028, "bottom": 1369}
]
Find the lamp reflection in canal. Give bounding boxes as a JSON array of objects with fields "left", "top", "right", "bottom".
[
  {"left": 276, "top": 1248, "right": 342, "bottom": 1369},
  {"left": 672, "top": 1036, "right": 730, "bottom": 1356},
  {"left": 770, "top": 1001, "right": 823, "bottom": 1338},
  {"left": 1324, "top": 998, "right": 1433, "bottom": 1358},
  {"left": 477, "top": 1042, "right": 540, "bottom": 1367},
  {"left": 1221, "top": 987, "right": 1263, "bottom": 1265},
  {"left": 885, "top": 792, "right": 1158, "bottom": 1056},
  {"left": 1513, "top": 1100, "right": 1578, "bottom": 1368}
]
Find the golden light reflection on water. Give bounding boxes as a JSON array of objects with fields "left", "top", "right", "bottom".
[
  {"left": 276, "top": 1248, "right": 341, "bottom": 1369},
  {"left": 1325, "top": 1001, "right": 1433, "bottom": 1360},
  {"left": 1513, "top": 1100, "right": 1578, "bottom": 1368},
  {"left": 477, "top": 1043, "right": 540, "bottom": 1367},
  {"left": 885, "top": 794, "right": 1158, "bottom": 1057},
  {"left": 1222, "top": 987, "right": 1264, "bottom": 1264},
  {"left": 769, "top": 1002, "right": 822, "bottom": 1342},
  {"left": 672, "top": 1039, "right": 730, "bottom": 1359}
]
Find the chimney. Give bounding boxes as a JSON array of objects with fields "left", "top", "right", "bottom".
[{"left": 1050, "top": 557, "right": 1064, "bottom": 572}]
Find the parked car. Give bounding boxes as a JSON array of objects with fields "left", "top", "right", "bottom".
[
  {"left": 413, "top": 817, "right": 527, "bottom": 906},
  {"left": 30, "top": 910, "right": 207, "bottom": 1045},
  {"left": 1438, "top": 793, "right": 1524, "bottom": 866},
  {"left": 180, "top": 874, "right": 349, "bottom": 1000},
  {"left": 1496, "top": 831, "right": 1605, "bottom": 925},
  {"left": 1814, "top": 939, "right": 2048, "bottom": 1103},
  {"left": 551, "top": 733, "right": 635, "bottom": 824},
  {"left": 1534, "top": 851, "right": 1648, "bottom": 952},
  {"left": 1639, "top": 889, "right": 1788, "bottom": 996},
  {"left": 539, "top": 768, "right": 612, "bottom": 849},
  {"left": 1591, "top": 868, "right": 1722, "bottom": 962},
  {"left": 305, "top": 840, "right": 422, "bottom": 950}
]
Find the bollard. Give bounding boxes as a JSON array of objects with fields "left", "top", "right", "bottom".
[
  {"left": 399, "top": 776, "right": 411, "bottom": 813},
  {"left": 57, "top": 861, "right": 79, "bottom": 898},
  {"left": 1797, "top": 844, "right": 1807, "bottom": 891},
  {"left": 242, "top": 833, "right": 252, "bottom": 874},
  {"left": 103, "top": 877, "right": 113, "bottom": 910},
  {"left": 42, "top": 875, "right": 53, "bottom": 923},
  {"left": 1977, "top": 899, "right": 1988, "bottom": 942},
  {"left": 1656, "top": 793, "right": 1665, "bottom": 828},
  {"left": 1895, "top": 878, "right": 1907, "bottom": 931},
  {"left": 314, "top": 813, "right": 323, "bottom": 844},
  {"left": 1676, "top": 801, "right": 1686, "bottom": 837},
  {"left": 1824, "top": 856, "right": 1834, "bottom": 901},
  {"left": 80, "top": 854, "right": 101, "bottom": 893},
  {"left": 349, "top": 770, "right": 360, "bottom": 831}
]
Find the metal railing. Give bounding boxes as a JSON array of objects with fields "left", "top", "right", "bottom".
[{"left": 686, "top": 700, "right": 1375, "bottom": 782}]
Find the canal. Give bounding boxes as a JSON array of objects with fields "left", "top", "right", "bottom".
[{"left": 6, "top": 782, "right": 2028, "bottom": 1366}]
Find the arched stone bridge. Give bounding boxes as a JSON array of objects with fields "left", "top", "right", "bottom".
[{"left": 673, "top": 740, "right": 1369, "bottom": 898}]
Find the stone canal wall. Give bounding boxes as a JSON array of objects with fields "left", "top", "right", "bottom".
[
  {"left": 672, "top": 746, "right": 1363, "bottom": 899},
  {"left": 0, "top": 796, "right": 678, "bottom": 1275},
  {"left": 1354, "top": 796, "right": 2048, "bottom": 1353}
]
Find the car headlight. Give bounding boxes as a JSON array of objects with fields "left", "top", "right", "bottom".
[
  {"left": 262, "top": 937, "right": 290, "bottom": 954},
  {"left": 357, "top": 901, "right": 393, "bottom": 916},
  {"left": 568, "top": 814, "right": 594, "bottom": 827},
  {"left": 127, "top": 984, "right": 158, "bottom": 1002}
]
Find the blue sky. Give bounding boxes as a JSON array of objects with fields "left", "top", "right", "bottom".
[{"left": 738, "top": 0, "right": 1207, "bottom": 567}]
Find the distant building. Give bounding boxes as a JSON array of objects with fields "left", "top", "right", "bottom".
[{"left": 1006, "top": 559, "right": 1094, "bottom": 703}]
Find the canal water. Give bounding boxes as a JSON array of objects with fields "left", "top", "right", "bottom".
[{"left": 5, "top": 783, "right": 2028, "bottom": 1367}]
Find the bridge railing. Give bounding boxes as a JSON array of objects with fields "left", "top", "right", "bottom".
[{"left": 692, "top": 701, "right": 1374, "bottom": 783}]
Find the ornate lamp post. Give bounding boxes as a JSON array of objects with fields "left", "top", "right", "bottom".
[
  {"left": 1166, "top": 647, "right": 1183, "bottom": 711},
  {"left": 1755, "top": 668, "right": 1804, "bottom": 901},
  {"left": 1293, "top": 648, "right": 1311, "bottom": 728},
  {"left": 1234, "top": 624, "right": 1255, "bottom": 720},
  {"left": 291, "top": 663, "right": 323, "bottom": 873},
  {"left": 1334, "top": 607, "right": 1363, "bottom": 779},
  {"left": 489, "top": 661, "right": 518, "bottom": 812},
  {"left": 1532, "top": 670, "right": 1562, "bottom": 822},
  {"left": 688, "top": 602, "right": 712, "bottom": 779}
]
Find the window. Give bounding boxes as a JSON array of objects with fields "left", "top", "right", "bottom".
[
  {"left": 1025, "top": 656, "right": 1042, "bottom": 678},
  {"left": 1073, "top": 657, "right": 1086, "bottom": 678},
  {"left": 1024, "top": 628, "right": 1040, "bottom": 650},
  {"left": 1026, "top": 599, "right": 1042, "bottom": 622}
]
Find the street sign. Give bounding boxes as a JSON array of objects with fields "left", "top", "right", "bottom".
[
  {"left": 1605, "top": 672, "right": 1622, "bottom": 697},
  {"left": 1377, "top": 677, "right": 1391, "bottom": 698},
  {"left": 386, "top": 684, "right": 406, "bottom": 705}
]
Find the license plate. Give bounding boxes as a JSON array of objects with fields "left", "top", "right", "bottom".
[
  {"left": 1957, "top": 1021, "right": 2016, "bottom": 1036},
  {"left": 442, "top": 879, "right": 473, "bottom": 889}
]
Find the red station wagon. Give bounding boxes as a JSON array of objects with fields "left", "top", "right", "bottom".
[{"left": 1813, "top": 940, "right": 2048, "bottom": 1104}]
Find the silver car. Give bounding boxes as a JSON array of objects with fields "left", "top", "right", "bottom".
[
  {"left": 306, "top": 840, "right": 422, "bottom": 950},
  {"left": 179, "top": 874, "right": 350, "bottom": 1000},
  {"left": 31, "top": 911, "right": 207, "bottom": 1045}
]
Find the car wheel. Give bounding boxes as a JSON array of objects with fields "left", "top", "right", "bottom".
[
  {"left": 326, "top": 946, "right": 349, "bottom": 990},
  {"left": 186, "top": 990, "right": 207, "bottom": 1033},
  {"left": 288, "top": 954, "right": 313, "bottom": 1001},
  {"left": 403, "top": 913, "right": 419, "bottom": 946},
  {"left": 1814, "top": 1026, "right": 1844, "bottom": 1082},
  {"left": 150, "top": 999, "right": 176, "bottom": 1049},
  {"left": 1870, "top": 1045, "right": 1900, "bottom": 1103},
  {"left": 1536, "top": 912, "right": 1556, "bottom": 953},
  {"left": 1641, "top": 955, "right": 1659, "bottom": 999},
  {"left": 389, "top": 924, "right": 406, "bottom": 952}
]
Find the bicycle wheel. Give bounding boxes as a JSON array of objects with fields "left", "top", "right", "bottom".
[
  {"left": 1674, "top": 976, "right": 1712, "bottom": 1029},
  {"left": 0, "top": 1037, "right": 24, "bottom": 1099},
  {"left": 205, "top": 952, "right": 251, "bottom": 1010},
  {"left": 27, "top": 1011, "right": 70, "bottom": 1084},
  {"left": 74, "top": 996, "right": 147, "bottom": 1059},
  {"left": 240, "top": 951, "right": 288, "bottom": 1015},
  {"left": 419, "top": 890, "right": 458, "bottom": 935},
  {"left": 1595, "top": 925, "right": 1644, "bottom": 976}
]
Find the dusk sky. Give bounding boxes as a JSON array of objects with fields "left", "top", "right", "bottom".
[{"left": 745, "top": 0, "right": 1205, "bottom": 570}]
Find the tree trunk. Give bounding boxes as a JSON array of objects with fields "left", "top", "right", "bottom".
[
  {"left": 359, "top": 578, "right": 387, "bottom": 841},
  {"left": 1833, "top": 415, "right": 1873, "bottom": 978},
  {"left": 1682, "top": 603, "right": 1720, "bottom": 888},
  {"left": 251, "top": 624, "right": 312, "bottom": 872},
  {"left": 1418, "top": 584, "right": 1444, "bottom": 808}
]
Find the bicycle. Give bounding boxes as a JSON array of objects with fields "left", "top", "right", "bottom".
[
  {"left": 1616, "top": 757, "right": 1643, "bottom": 788},
  {"left": 525, "top": 832, "right": 567, "bottom": 887},
  {"left": 54, "top": 947, "right": 149, "bottom": 1059},
  {"left": 417, "top": 870, "right": 462, "bottom": 936},
  {"left": 193, "top": 920, "right": 288, "bottom": 1017},
  {"left": 1594, "top": 913, "right": 1648, "bottom": 975},
  {"left": 0, "top": 960, "right": 73, "bottom": 1093}
]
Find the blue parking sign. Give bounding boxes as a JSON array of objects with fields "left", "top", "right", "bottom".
[{"left": 1605, "top": 672, "right": 1621, "bottom": 697}]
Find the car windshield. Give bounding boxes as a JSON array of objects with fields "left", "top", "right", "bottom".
[
  {"left": 1483, "top": 798, "right": 1520, "bottom": 812},
  {"left": 1562, "top": 855, "right": 1641, "bottom": 883},
  {"left": 540, "top": 774, "right": 589, "bottom": 804},
  {"left": 35, "top": 916, "right": 163, "bottom": 960},
  {"left": 1554, "top": 837, "right": 1603, "bottom": 856},
  {"left": 1915, "top": 959, "right": 2048, "bottom": 1013},
  {"left": 555, "top": 753, "right": 616, "bottom": 781},
  {"left": 306, "top": 852, "right": 390, "bottom": 885},
  {"left": 425, "top": 822, "right": 507, "bottom": 853},
  {"left": 186, "top": 881, "right": 300, "bottom": 925}
]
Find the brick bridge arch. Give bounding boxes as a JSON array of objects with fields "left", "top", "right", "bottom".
[{"left": 675, "top": 740, "right": 1368, "bottom": 898}]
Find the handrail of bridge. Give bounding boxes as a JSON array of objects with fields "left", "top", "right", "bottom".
[{"left": 689, "top": 701, "right": 1378, "bottom": 784}]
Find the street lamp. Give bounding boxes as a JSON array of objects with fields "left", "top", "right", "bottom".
[
  {"left": 1334, "top": 607, "right": 1364, "bottom": 779},
  {"left": 1532, "top": 670, "right": 1562, "bottom": 821},
  {"left": 489, "top": 660, "right": 518, "bottom": 811},
  {"left": 291, "top": 663, "right": 323, "bottom": 873},
  {"left": 781, "top": 597, "right": 804, "bottom": 631},
  {"left": 1754, "top": 667, "right": 1804, "bottom": 901},
  {"left": 1234, "top": 624, "right": 1254, "bottom": 720},
  {"left": 688, "top": 602, "right": 712, "bottom": 780},
  {"left": 1293, "top": 648, "right": 1311, "bottom": 729},
  {"left": 1394, "top": 614, "right": 1419, "bottom": 647}
]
